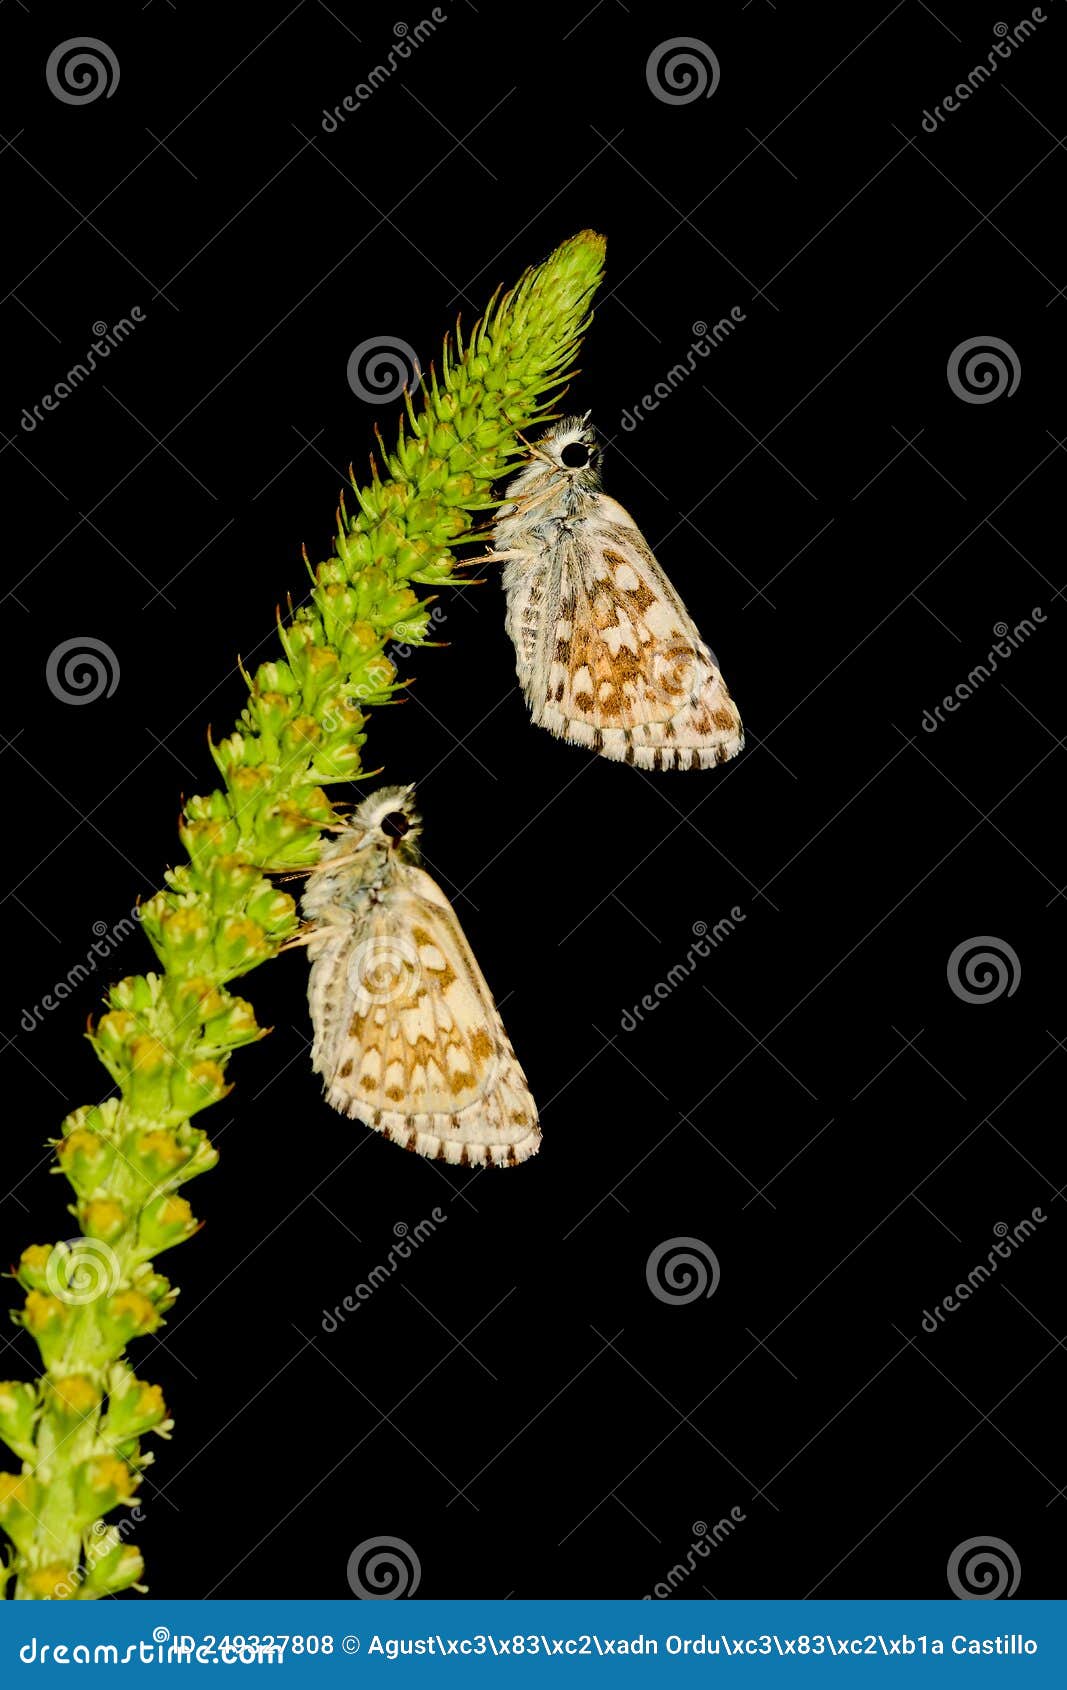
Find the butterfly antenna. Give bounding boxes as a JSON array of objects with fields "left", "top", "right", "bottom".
[{"left": 513, "top": 428, "right": 557, "bottom": 469}]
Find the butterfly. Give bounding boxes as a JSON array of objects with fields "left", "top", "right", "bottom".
[
  {"left": 490, "top": 416, "right": 743, "bottom": 770},
  {"left": 300, "top": 784, "right": 540, "bottom": 1168}
]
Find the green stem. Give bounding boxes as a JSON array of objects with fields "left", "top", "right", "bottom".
[{"left": 0, "top": 230, "right": 606, "bottom": 1599}]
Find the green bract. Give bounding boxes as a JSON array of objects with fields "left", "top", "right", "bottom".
[{"left": 0, "top": 230, "right": 606, "bottom": 1599}]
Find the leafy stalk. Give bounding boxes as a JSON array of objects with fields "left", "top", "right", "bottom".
[{"left": 0, "top": 230, "right": 606, "bottom": 1599}]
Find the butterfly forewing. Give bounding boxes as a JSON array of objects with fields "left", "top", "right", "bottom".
[
  {"left": 303, "top": 788, "right": 540, "bottom": 1168},
  {"left": 498, "top": 421, "right": 743, "bottom": 770}
]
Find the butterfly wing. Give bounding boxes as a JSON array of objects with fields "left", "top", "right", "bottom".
[
  {"left": 306, "top": 865, "right": 540, "bottom": 1167},
  {"left": 509, "top": 494, "right": 743, "bottom": 771}
]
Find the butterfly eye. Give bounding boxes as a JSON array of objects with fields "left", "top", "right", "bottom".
[
  {"left": 560, "top": 441, "right": 589, "bottom": 468},
  {"left": 381, "top": 811, "right": 410, "bottom": 840}
]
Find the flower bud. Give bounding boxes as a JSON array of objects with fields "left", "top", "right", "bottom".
[
  {"left": 21, "top": 1562, "right": 80, "bottom": 1600},
  {"left": 105, "top": 1372, "right": 169, "bottom": 1442},
  {"left": 0, "top": 1473, "right": 40, "bottom": 1553},
  {"left": 17, "top": 1245, "right": 55, "bottom": 1292},
  {"left": 73, "top": 1454, "right": 138, "bottom": 1524},
  {"left": 170, "top": 1059, "right": 229, "bottom": 1118},
  {"left": 99, "top": 1290, "right": 160, "bottom": 1348},
  {"left": 0, "top": 1381, "right": 38, "bottom": 1461},
  {"left": 80, "top": 1198, "right": 128, "bottom": 1244},
  {"left": 138, "top": 1194, "right": 197, "bottom": 1254},
  {"left": 82, "top": 1541, "right": 145, "bottom": 1597},
  {"left": 48, "top": 1374, "right": 101, "bottom": 1426}
]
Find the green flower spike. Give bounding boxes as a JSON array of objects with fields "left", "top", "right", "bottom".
[{"left": 0, "top": 230, "right": 606, "bottom": 1599}]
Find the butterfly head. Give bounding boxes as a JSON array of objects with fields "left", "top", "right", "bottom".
[
  {"left": 309, "top": 784, "right": 422, "bottom": 887},
  {"left": 504, "top": 415, "right": 602, "bottom": 502},
  {"left": 350, "top": 783, "right": 422, "bottom": 856}
]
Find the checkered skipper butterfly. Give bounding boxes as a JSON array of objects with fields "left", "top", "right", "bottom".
[
  {"left": 490, "top": 416, "right": 743, "bottom": 770},
  {"left": 301, "top": 785, "right": 540, "bottom": 1167}
]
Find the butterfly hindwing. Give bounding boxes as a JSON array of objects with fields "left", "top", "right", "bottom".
[
  {"left": 303, "top": 788, "right": 540, "bottom": 1168},
  {"left": 498, "top": 420, "right": 743, "bottom": 770}
]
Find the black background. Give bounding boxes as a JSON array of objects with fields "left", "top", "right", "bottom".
[{"left": 1, "top": 0, "right": 1064, "bottom": 1602}]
